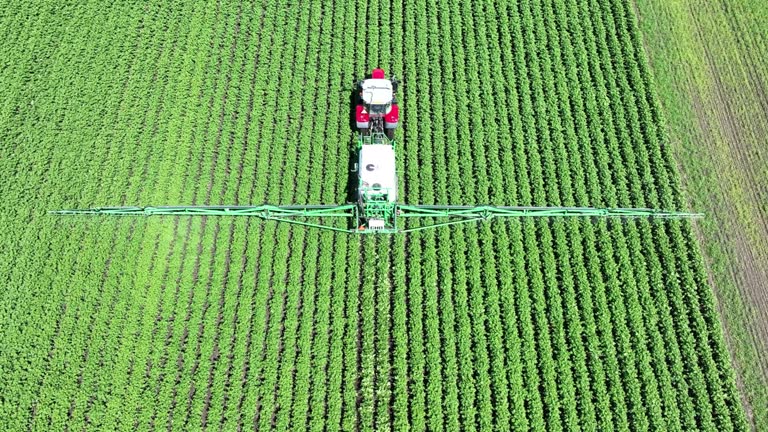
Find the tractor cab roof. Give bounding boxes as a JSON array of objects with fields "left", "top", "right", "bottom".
[{"left": 361, "top": 79, "right": 393, "bottom": 105}]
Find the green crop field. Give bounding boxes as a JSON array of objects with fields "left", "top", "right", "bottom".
[
  {"left": 634, "top": 1, "right": 768, "bottom": 428},
  {"left": 0, "top": 0, "right": 759, "bottom": 430}
]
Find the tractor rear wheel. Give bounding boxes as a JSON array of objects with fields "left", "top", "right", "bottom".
[{"left": 386, "top": 128, "right": 394, "bottom": 140}]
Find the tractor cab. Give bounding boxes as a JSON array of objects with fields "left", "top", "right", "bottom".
[
  {"left": 360, "top": 79, "right": 394, "bottom": 113},
  {"left": 355, "top": 68, "right": 400, "bottom": 139}
]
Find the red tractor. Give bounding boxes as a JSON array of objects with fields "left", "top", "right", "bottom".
[{"left": 355, "top": 68, "right": 400, "bottom": 140}]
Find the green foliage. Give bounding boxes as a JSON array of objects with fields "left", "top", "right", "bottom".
[{"left": 0, "top": 0, "right": 747, "bottom": 431}]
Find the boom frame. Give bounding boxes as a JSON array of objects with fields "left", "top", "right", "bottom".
[{"left": 51, "top": 204, "right": 702, "bottom": 234}]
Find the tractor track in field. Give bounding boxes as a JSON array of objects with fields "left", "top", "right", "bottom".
[
  {"left": 686, "top": 205, "right": 759, "bottom": 426},
  {"left": 719, "top": 2, "right": 768, "bottom": 144},
  {"left": 677, "top": 223, "right": 752, "bottom": 426},
  {"left": 697, "top": 59, "right": 768, "bottom": 224},
  {"left": 384, "top": 235, "right": 397, "bottom": 431},
  {"left": 720, "top": 2, "right": 768, "bottom": 139},
  {"left": 688, "top": 4, "right": 768, "bottom": 218},
  {"left": 656, "top": 11, "right": 768, "bottom": 412},
  {"left": 352, "top": 236, "right": 367, "bottom": 432},
  {"left": 713, "top": 218, "right": 768, "bottom": 362}
]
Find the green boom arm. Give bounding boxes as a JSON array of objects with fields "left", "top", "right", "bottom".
[
  {"left": 396, "top": 205, "right": 702, "bottom": 232},
  {"left": 51, "top": 204, "right": 702, "bottom": 233},
  {"left": 51, "top": 205, "right": 357, "bottom": 233}
]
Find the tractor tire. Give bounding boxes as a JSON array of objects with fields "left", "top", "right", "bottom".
[
  {"left": 386, "top": 128, "right": 395, "bottom": 140},
  {"left": 359, "top": 128, "right": 368, "bottom": 136}
]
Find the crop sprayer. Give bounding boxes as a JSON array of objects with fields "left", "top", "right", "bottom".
[{"left": 52, "top": 68, "right": 702, "bottom": 233}]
